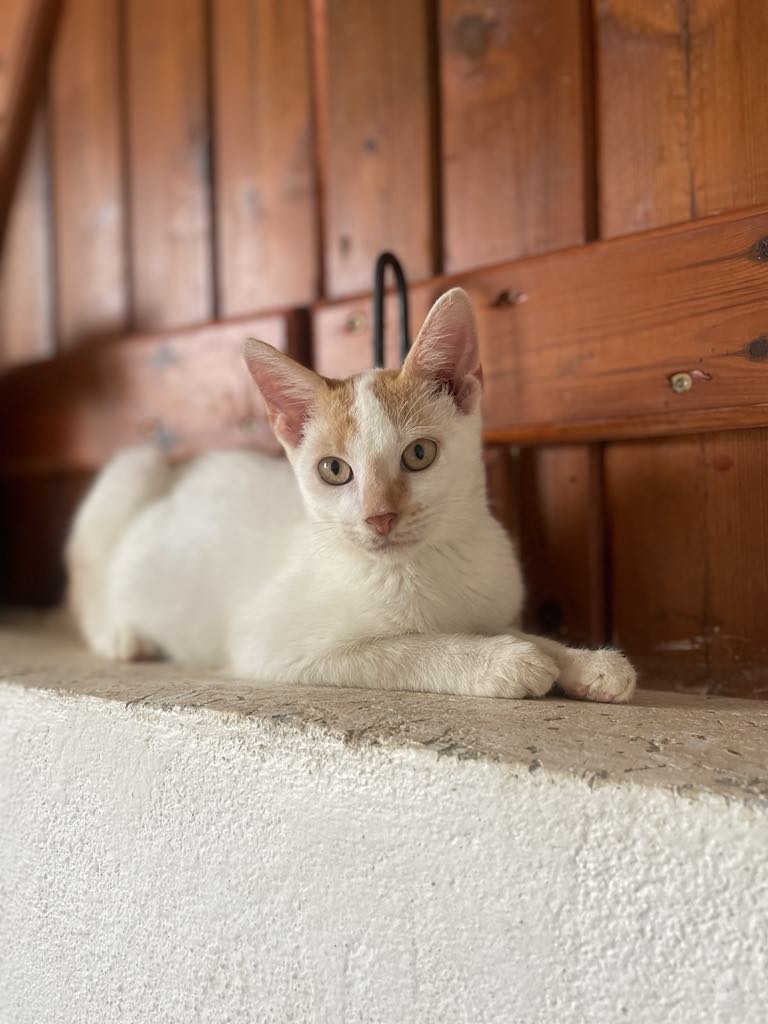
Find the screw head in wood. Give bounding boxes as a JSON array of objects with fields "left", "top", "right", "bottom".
[
  {"left": 345, "top": 311, "right": 368, "bottom": 332},
  {"left": 491, "top": 288, "right": 527, "bottom": 308},
  {"left": 669, "top": 371, "right": 693, "bottom": 393}
]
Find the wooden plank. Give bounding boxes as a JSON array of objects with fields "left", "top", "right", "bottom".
[
  {"left": 211, "top": 0, "right": 317, "bottom": 314},
  {"left": 0, "top": 1, "right": 30, "bottom": 126},
  {"left": 440, "top": 0, "right": 588, "bottom": 270},
  {"left": 689, "top": 0, "right": 768, "bottom": 217},
  {"left": 315, "top": 0, "right": 435, "bottom": 298},
  {"left": 124, "top": 0, "right": 212, "bottom": 329},
  {"left": 472, "top": 213, "right": 768, "bottom": 440},
  {"left": 0, "top": 0, "right": 62, "bottom": 245},
  {"left": 483, "top": 445, "right": 519, "bottom": 541},
  {"left": 0, "top": 108, "right": 54, "bottom": 366},
  {"left": 607, "top": 431, "right": 768, "bottom": 698},
  {"left": 473, "top": 209, "right": 768, "bottom": 443},
  {"left": 596, "top": 0, "right": 692, "bottom": 237},
  {"left": 597, "top": 0, "right": 768, "bottom": 700},
  {"left": 597, "top": 0, "right": 768, "bottom": 235},
  {"left": 0, "top": 312, "right": 306, "bottom": 474},
  {"left": 516, "top": 445, "right": 606, "bottom": 646},
  {"left": 313, "top": 205, "right": 768, "bottom": 443},
  {"left": 49, "top": 0, "right": 127, "bottom": 346}
]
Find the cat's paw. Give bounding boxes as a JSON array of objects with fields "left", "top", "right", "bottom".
[
  {"left": 92, "top": 626, "right": 163, "bottom": 663},
  {"left": 482, "top": 638, "right": 559, "bottom": 699},
  {"left": 558, "top": 648, "right": 636, "bottom": 703}
]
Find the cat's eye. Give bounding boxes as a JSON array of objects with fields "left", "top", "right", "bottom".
[
  {"left": 318, "top": 456, "right": 353, "bottom": 485},
  {"left": 401, "top": 438, "right": 438, "bottom": 472}
]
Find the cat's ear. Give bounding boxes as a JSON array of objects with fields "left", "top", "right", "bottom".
[
  {"left": 244, "top": 339, "right": 323, "bottom": 447},
  {"left": 402, "top": 287, "right": 482, "bottom": 413}
]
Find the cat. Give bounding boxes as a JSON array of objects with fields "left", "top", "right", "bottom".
[{"left": 66, "top": 287, "right": 636, "bottom": 703}]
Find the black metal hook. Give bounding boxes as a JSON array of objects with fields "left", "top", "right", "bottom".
[{"left": 372, "top": 251, "right": 410, "bottom": 368}]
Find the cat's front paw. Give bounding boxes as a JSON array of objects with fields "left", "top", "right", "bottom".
[
  {"left": 558, "top": 648, "right": 636, "bottom": 703},
  {"left": 483, "top": 638, "right": 559, "bottom": 699},
  {"left": 92, "top": 625, "right": 162, "bottom": 663}
]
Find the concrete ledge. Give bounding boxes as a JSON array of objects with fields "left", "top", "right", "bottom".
[{"left": 1, "top": 614, "right": 767, "bottom": 1023}]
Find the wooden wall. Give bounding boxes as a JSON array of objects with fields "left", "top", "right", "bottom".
[
  {"left": 1, "top": 0, "right": 767, "bottom": 698},
  {"left": 596, "top": 0, "right": 768, "bottom": 696}
]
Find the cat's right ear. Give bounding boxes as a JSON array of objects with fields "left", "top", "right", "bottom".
[
  {"left": 402, "top": 287, "right": 482, "bottom": 414},
  {"left": 243, "top": 339, "right": 322, "bottom": 447}
]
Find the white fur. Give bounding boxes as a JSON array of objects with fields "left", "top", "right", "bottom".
[{"left": 67, "top": 289, "right": 636, "bottom": 703}]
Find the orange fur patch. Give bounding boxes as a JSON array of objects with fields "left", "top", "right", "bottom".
[
  {"left": 370, "top": 369, "right": 434, "bottom": 431},
  {"left": 312, "top": 376, "right": 356, "bottom": 452},
  {"left": 364, "top": 454, "right": 409, "bottom": 516}
]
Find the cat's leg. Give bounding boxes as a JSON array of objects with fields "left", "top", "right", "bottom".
[
  {"left": 67, "top": 446, "right": 171, "bottom": 661},
  {"left": 264, "top": 634, "right": 560, "bottom": 700},
  {"left": 509, "top": 630, "right": 636, "bottom": 703}
]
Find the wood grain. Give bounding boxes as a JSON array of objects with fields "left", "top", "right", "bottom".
[
  {"left": 607, "top": 432, "right": 768, "bottom": 698},
  {"left": 689, "top": 0, "right": 768, "bottom": 217},
  {"left": 0, "top": 1, "right": 31, "bottom": 130},
  {"left": 597, "top": 0, "right": 768, "bottom": 235},
  {"left": 472, "top": 211, "right": 768, "bottom": 441},
  {"left": 596, "top": 0, "right": 693, "bottom": 236},
  {"left": 483, "top": 445, "right": 519, "bottom": 542},
  {"left": 0, "top": 313, "right": 304, "bottom": 474},
  {"left": 50, "top": 0, "right": 127, "bottom": 346},
  {"left": 0, "top": 0, "right": 62, "bottom": 244},
  {"left": 516, "top": 445, "right": 606, "bottom": 645},
  {"left": 124, "top": 0, "right": 212, "bottom": 328},
  {"left": 211, "top": 0, "right": 317, "bottom": 314},
  {"left": 315, "top": 0, "right": 435, "bottom": 297},
  {"left": 0, "top": 108, "right": 54, "bottom": 367},
  {"left": 440, "top": 0, "right": 588, "bottom": 270}
]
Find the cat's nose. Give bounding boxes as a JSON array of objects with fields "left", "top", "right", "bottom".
[{"left": 365, "top": 512, "right": 399, "bottom": 536}]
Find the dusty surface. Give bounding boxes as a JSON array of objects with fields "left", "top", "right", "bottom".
[{"left": 1, "top": 611, "right": 766, "bottom": 805}]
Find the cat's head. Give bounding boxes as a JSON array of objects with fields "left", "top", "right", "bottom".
[{"left": 244, "top": 287, "right": 485, "bottom": 555}]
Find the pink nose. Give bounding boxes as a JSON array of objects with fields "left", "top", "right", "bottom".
[{"left": 365, "top": 512, "right": 399, "bottom": 536}]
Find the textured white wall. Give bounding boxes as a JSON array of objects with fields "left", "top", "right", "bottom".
[{"left": 1, "top": 681, "right": 767, "bottom": 1024}]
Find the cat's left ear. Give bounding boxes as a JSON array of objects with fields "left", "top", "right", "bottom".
[
  {"left": 244, "top": 339, "right": 323, "bottom": 447},
  {"left": 402, "top": 287, "right": 482, "bottom": 414}
]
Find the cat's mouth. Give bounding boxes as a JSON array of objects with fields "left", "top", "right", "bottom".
[{"left": 364, "top": 534, "right": 418, "bottom": 554}]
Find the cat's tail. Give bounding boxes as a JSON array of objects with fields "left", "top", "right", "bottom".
[{"left": 65, "top": 445, "right": 172, "bottom": 650}]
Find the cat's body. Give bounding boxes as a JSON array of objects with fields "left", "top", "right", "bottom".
[{"left": 68, "top": 289, "right": 636, "bottom": 702}]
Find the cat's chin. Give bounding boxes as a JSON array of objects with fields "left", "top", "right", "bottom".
[{"left": 360, "top": 534, "right": 420, "bottom": 556}]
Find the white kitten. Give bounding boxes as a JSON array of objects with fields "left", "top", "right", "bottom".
[{"left": 67, "top": 288, "right": 636, "bottom": 702}]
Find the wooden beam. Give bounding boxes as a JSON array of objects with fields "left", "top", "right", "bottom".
[
  {"left": 5, "top": 204, "right": 768, "bottom": 475},
  {"left": 314, "top": 204, "right": 768, "bottom": 443},
  {"left": 0, "top": 311, "right": 308, "bottom": 474},
  {"left": 0, "top": 0, "right": 62, "bottom": 247}
]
